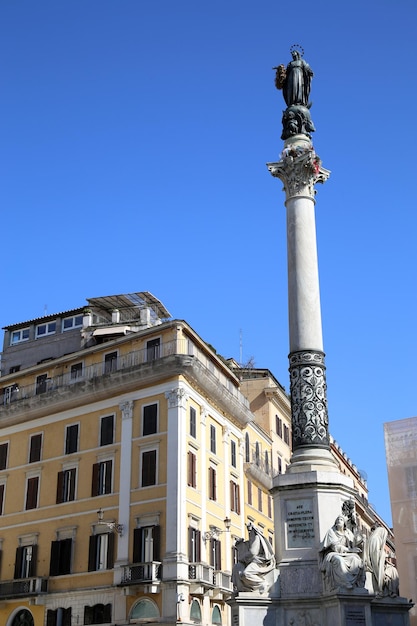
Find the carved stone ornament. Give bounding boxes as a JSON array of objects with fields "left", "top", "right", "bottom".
[
  {"left": 120, "top": 400, "right": 134, "bottom": 420},
  {"left": 267, "top": 144, "right": 330, "bottom": 201},
  {"left": 165, "top": 387, "right": 187, "bottom": 409},
  {"left": 289, "top": 350, "right": 330, "bottom": 448}
]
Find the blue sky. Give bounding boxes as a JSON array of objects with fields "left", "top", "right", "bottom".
[{"left": 1, "top": 0, "right": 416, "bottom": 525}]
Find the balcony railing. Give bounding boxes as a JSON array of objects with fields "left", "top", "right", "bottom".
[
  {"left": 213, "top": 570, "right": 232, "bottom": 592},
  {"left": 188, "top": 562, "right": 215, "bottom": 586},
  {"left": 0, "top": 577, "right": 48, "bottom": 598},
  {"left": 121, "top": 562, "right": 161, "bottom": 584},
  {"left": 1, "top": 338, "right": 247, "bottom": 410}
]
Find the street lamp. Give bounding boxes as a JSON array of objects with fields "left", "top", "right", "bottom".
[
  {"left": 97, "top": 508, "right": 124, "bottom": 536},
  {"left": 202, "top": 517, "right": 231, "bottom": 542}
]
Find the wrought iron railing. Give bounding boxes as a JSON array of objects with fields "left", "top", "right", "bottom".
[
  {"left": 1, "top": 338, "right": 247, "bottom": 409},
  {"left": 0, "top": 577, "right": 48, "bottom": 598},
  {"left": 121, "top": 561, "right": 161, "bottom": 584}
]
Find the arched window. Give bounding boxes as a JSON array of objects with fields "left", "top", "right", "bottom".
[
  {"left": 212, "top": 605, "right": 222, "bottom": 625},
  {"left": 130, "top": 598, "right": 159, "bottom": 620},
  {"left": 245, "top": 433, "right": 250, "bottom": 462},
  {"left": 190, "top": 599, "right": 202, "bottom": 622},
  {"left": 11, "top": 610, "right": 34, "bottom": 626}
]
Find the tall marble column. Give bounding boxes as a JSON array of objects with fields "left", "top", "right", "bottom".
[{"left": 267, "top": 135, "right": 337, "bottom": 471}]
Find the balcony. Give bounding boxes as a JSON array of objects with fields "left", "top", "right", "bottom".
[
  {"left": 121, "top": 561, "right": 162, "bottom": 585},
  {"left": 0, "top": 577, "right": 48, "bottom": 599},
  {"left": 188, "top": 562, "right": 215, "bottom": 594},
  {"left": 244, "top": 447, "right": 273, "bottom": 490},
  {"left": 0, "top": 338, "right": 253, "bottom": 427},
  {"left": 213, "top": 570, "right": 233, "bottom": 594}
]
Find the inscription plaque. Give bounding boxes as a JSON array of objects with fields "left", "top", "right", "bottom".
[
  {"left": 286, "top": 498, "right": 315, "bottom": 548},
  {"left": 345, "top": 605, "right": 366, "bottom": 625}
]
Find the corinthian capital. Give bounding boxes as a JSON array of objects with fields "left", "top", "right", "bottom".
[
  {"left": 165, "top": 387, "right": 187, "bottom": 409},
  {"left": 267, "top": 142, "right": 330, "bottom": 201}
]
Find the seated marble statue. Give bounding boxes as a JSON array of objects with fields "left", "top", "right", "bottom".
[
  {"left": 319, "top": 515, "right": 365, "bottom": 592},
  {"left": 232, "top": 523, "right": 276, "bottom": 592},
  {"left": 383, "top": 557, "right": 400, "bottom": 597}
]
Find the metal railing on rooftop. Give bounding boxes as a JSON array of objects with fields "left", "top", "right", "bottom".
[{"left": 1, "top": 338, "right": 246, "bottom": 409}]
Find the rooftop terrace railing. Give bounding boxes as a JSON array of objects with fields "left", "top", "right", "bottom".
[{"left": 1, "top": 338, "right": 247, "bottom": 410}]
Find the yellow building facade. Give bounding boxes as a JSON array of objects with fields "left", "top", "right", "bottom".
[{"left": 0, "top": 293, "right": 285, "bottom": 626}]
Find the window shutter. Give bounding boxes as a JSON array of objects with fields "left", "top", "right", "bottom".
[
  {"left": 215, "top": 539, "right": 222, "bottom": 571},
  {"left": 195, "top": 530, "right": 201, "bottom": 562},
  {"left": 29, "top": 544, "right": 38, "bottom": 577},
  {"left": 62, "top": 608, "right": 72, "bottom": 626},
  {"left": 88, "top": 535, "right": 97, "bottom": 571},
  {"left": 133, "top": 528, "right": 142, "bottom": 563},
  {"left": 69, "top": 469, "right": 76, "bottom": 501},
  {"left": 61, "top": 538, "right": 72, "bottom": 574},
  {"left": 50, "top": 541, "right": 60, "bottom": 576},
  {"left": 236, "top": 484, "right": 240, "bottom": 515},
  {"left": 56, "top": 471, "right": 64, "bottom": 504},
  {"left": 91, "top": 463, "right": 99, "bottom": 497},
  {"left": 152, "top": 525, "right": 160, "bottom": 561},
  {"left": 104, "top": 460, "right": 112, "bottom": 494},
  {"left": 106, "top": 533, "right": 115, "bottom": 569},
  {"left": 0, "top": 483, "right": 5, "bottom": 514},
  {"left": 188, "top": 527, "right": 193, "bottom": 560},
  {"left": 14, "top": 546, "right": 23, "bottom": 578},
  {"left": 46, "top": 610, "right": 56, "bottom": 626}
]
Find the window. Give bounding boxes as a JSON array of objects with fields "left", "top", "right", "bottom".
[
  {"left": 245, "top": 433, "right": 250, "bottom": 462},
  {"left": 46, "top": 608, "right": 72, "bottom": 626},
  {"left": 91, "top": 460, "right": 112, "bottom": 496},
  {"left": 130, "top": 599, "right": 159, "bottom": 620},
  {"left": 65, "top": 424, "right": 79, "bottom": 454},
  {"left": 258, "top": 487, "right": 263, "bottom": 512},
  {"left": 12, "top": 610, "right": 34, "bottom": 626},
  {"left": 100, "top": 415, "right": 114, "bottom": 446},
  {"left": 187, "top": 451, "right": 197, "bottom": 488},
  {"left": 56, "top": 468, "right": 76, "bottom": 503},
  {"left": 62, "top": 314, "right": 83, "bottom": 331},
  {"left": 0, "top": 443, "right": 8, "bottom": 470},
  {"left": 0, "top": 482, "right": 5, "bottom": 514},
  {"left": 11, "top": 328, "right": 30, "bottom": 345},
  {"left": 276, "top": 415, "right": 283, "bottom": 438},
  {"left": 3, "top": 384, "right": 19, "bottom": 405},
  {"left": 29, "top": 433, "right": 42, "bottom": 462},
  {"left": 35, "top": 373, "right": 48, "bottom": 395},
  {"left": 70, "top": 362, "right": 83, "bottom": 380},
  {"left": 146, "top": 337, "right": 160, "bottom": 361},
  {"left": 25, "top": 476, "right": 39, "bottom": 510},
  {"left": 247, "top": 479, "right": 252, "bottom": 506},
  {"left": 265, "top": 450, "right": 270, "bottom": 475},
  {"left": 268, "top": 495, "right": 272, "bottom": 518},
  {"left": 283, "top": 424, "right": 290, "bottom": 446},
  {"left": 209, "top": 537, "right": 221, "bottom": 570},
  {"left": 84, "top": 604, "right": 112, "bottom": 625},
  {"left": 133, "top": 525, "right": 160, "bottom": 563},
  {"left": 9, "top": 365, "right": 20, "bottom": 373},
  {"left": 277, "top": 455, "right": 283, "bottom": 475},
  {"left": 14, "top": 544, "right": 37, "bottom": 578},
  {"left": 231, "top": 440, "right": 237, "bottom": 468},
  {"left": 212, "top": 606, "right": 222, "bottom": 625},
  {"left": 188, "top": 527, "right": 201, "bottom": 563},
  {"left": 190, "top": 599, "right": 202, "bottom": 622},
  {"left": 208, "top": 466, "right": 217, "bottom": 501},
  {"left": 36, "top": 321, "right": 56, "bottom": 338},
  {"left": 190, "top": 406, "right": 197, "bottom": 438},
  {"left": 104, "top": 351, "right": 117, "bottom": 374},
  {"left": 210, "top": 425, "right": 216, "bottom": 454},
  {"left": 190, "top": 599, "right": 201, "bottom": 622},
  {"left": 143, "top": 403, "right": 157, "bottom": 435},
  {"left": 49, "top": 538, "right": 72, "bottom": 575},
  {"left": 141, "top": 450, "right": 157, "bottom": 487},
  {"left": 255, "top": 442, "right": 260, "bottom": 466},
  {"left": 230, "top": 480, "right": 240, "bottom": 514},
  {"left": 88, "top": 533, "right": 114, "bottom": 571}
]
